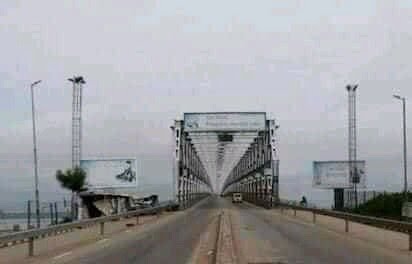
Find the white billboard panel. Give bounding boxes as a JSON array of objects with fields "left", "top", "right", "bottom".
[
  {"left": 402, "top": 202, "right": 412, "bottom": 218},
  {"left": 80, "top": 158, "right": 138, "bottom": 188},
  {"left": 313, "top": 160, "right": 366, "bottom": 189},
  {"left": 184, "top": 112, "right": 266, "bottom": 132}
]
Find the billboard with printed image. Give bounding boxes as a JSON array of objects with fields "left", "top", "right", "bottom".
[
  {"left": 80, "top": 158, "right": 138, "bottom": 188},
  {"left": 313, "top": 160, "right": 366, "bottom": 189}
]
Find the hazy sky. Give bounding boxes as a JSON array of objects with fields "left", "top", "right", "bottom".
[{"left": 1, "top": 1, "right": 412, "bottom": 209}]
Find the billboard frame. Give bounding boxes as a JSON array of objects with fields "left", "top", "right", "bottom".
[
  {"left": 183, "top": 112, "right": 267, "bottom": 132},
  {"left": 80, "top": 157, "right": 139, "bottom": 189},
  {"left": 313, "top": 160, "right": 366, "bottom": 189}
]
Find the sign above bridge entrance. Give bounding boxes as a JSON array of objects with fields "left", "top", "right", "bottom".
[{"left": 183, "top": 112, "right": 266, "bottom": 132}]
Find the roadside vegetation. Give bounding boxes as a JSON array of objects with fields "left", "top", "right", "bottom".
[
  {"left": 55, "top": 167, "right": 87, "bottom": 221},
  {"left": 348, "top": 192, "right": 412, "bottom": 221}
]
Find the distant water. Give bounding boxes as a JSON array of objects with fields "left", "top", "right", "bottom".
[
  {"left": 1, "top": 157, "right": 349, "bottom": 212},
  {"left": 0, "top": 183, "right": 174, "bottom": 233},
  {"left": 0, "top": 157, "right": 175, "bottom": 211}
]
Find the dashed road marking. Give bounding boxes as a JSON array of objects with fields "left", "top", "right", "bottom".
[
  {"left": 53, "top": 251, "right": 72, "bottom": 260},
  {"left": 125, "top": 230, "right": 132, "bottom": 233}
]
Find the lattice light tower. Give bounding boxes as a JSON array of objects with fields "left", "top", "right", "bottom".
[
  {"left": 347, "top": 84, "right": 359, "bottom": 208},
  {"left": 68, "top": 76, "right": 85, "bottom": 168}
]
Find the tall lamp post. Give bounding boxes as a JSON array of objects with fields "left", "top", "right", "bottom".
[
  {"left": 393, "top": 95, "right": 408, "bottom": 202},
  {"left": 347, "top": 84, "right": 359, "bottom": 209},
  {"left": 30, "top": 80, "right": 42, "bottom": 228}
]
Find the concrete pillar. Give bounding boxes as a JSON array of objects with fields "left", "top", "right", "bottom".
[
  {"left": 100, "top": 222, "right": 105, "bottom": 235},
  {"left": 173, "top": 120, "right": 183, "bottom": 206},
  {"left": 117, "top": 198, "right": 121, "bottom": 214},
  {"left": 270, "top": 119, "right": 280, "bottom": 205},
  {"left": 28, "top": 237, "right": 34, "bottom": 257},
  {"left": 264, "top": 175, "right": 269, "bottom": 208},
  {"left": 78, "top": 198, "right": 83, "bottom": 220},
  {"left": 254, "top": 176, "right": 258, "bottom": 204},
  {"left": 409, "top": 232, "right": 412, "bottom": 251},
  {"left": 345, "top": 217, "right": 349, "bottom": 233},
  {"left": 178, "top": 176, "right": 182, "bottom": 205},
  {"left": 189, "top": 176, "right": 193, "bottom": 205},
  {"left": 182, "top": 176, "right": 186, "bottom": 208}
]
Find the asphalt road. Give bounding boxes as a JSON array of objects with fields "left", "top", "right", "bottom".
[
  {"left": 56, "top": 197, "right": 218, "bottom": 264},
  {"left": 231, "top": 201, "right": 412, "bottom": 264},
  {"left": 14, "top": 197, "right": 411, "bottom": 264}
]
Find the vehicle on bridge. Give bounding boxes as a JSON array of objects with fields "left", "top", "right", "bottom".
[{"left": 232, "top": 193, "right": 243, "bottom": 203}]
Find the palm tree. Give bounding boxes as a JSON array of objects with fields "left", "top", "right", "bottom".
[{"left": 56, "top": 167, "right": 87, "bottom": 220}]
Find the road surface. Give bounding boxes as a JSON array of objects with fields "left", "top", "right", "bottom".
[
  {"left": 42, "top": 197, "right": 217, "bottom": 264},
  {"left": 230, "top": 201, "right": 412, "bottom": 264},
  {"left": 3, "top": 196, "right": 412, "bottom": 263}
]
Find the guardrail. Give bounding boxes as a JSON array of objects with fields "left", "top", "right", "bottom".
[
  {"left": 0, "top": 201, "right": 178, "bottom": 257},
  {"left": 279, "top": 202, "right": 412, "bottom": 251}
]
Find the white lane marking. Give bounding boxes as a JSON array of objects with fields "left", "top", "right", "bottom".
[
  {"left": 53, "top": 251, "right": 72, "bottom": 260},
  {"left": 125, "top": 229, "right": 132, "bottom": 233},
  {"left": 97, "top": 238, "right": 110, "bottom": 244}
]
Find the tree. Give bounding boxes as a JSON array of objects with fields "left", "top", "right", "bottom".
[
  {"left": 350, "top": 192, "right": 412, "bottom": 220},
  {"left": 56, "top": 167, "right": 87, "bottom": 220}
]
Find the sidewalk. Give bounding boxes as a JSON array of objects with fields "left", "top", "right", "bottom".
[
  {"left": 0, "top": 213, "right": 171, "bottom": 264},
  {"left": 275, "top": 208, "right": 411, "bottom": 252}
]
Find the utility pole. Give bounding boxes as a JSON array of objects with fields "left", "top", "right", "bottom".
[
  {"left": 30, "top": 80, "right": 42, "bottom": 228},
  {"left": 27, "top": 200, "right": 31, "bottom": 230},
  {"left": 393, "top": 95, "right": 408, "bottom": 202},
  {"left": 49, "top": 203, "right": 53, "bottom": 225},
  {"left": 54, "top": 202, "right": 58, "bottom": 225}
]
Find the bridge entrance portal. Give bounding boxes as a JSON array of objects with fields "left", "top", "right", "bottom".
[{"left": 171, "top": 112, "right": 279, "bottom": 208}]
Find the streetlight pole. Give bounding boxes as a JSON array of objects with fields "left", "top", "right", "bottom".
[
  {"left": 393, "top": 95, "right": 408, "bottom": 202},
  {"left": 30, "top": 80, "right": 42, "bottom": 228}
]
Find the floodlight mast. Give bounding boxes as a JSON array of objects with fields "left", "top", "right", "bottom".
[
  {"left": 67, "top": 76, "right": 86, "bottom": 168},
  {"left": 346, "top": 84, "right": 359, "bottom": 209}
]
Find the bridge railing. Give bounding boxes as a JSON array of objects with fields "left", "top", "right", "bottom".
[
  {"left": 0, "top": 201, "right": 178, "bottom": 257},
  {"left": 279, "top": 202, "right": 412, "bottom": 250}
]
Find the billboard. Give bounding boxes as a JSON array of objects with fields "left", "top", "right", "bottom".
[
  {"left": 80, "top": 158, "right": 138, "bottom": 188},
  {"left": 402, "top": 202, "right": 412, "bottom": 218},
  {"left": 184, "top": 112, "right": 266, "bottom": 132},
  {"left": 313, "top": 160, "right": 366, "bottom": 189}
]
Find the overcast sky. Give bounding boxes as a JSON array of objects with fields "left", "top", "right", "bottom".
[{"left": 1, "top": 1, "right": 412, "bottom": 209}]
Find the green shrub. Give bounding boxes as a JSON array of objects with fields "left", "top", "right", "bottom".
[{"left": 350, "top": 192, "right": 412, "bottom": 220}]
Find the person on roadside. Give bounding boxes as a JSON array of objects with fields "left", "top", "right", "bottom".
[{"left": 300, "top": 196, "right": 307, "bottom": 207}]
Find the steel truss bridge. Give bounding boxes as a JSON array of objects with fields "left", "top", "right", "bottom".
[
  {"left": 2, "top": 112, "right": 412, "bottom": 263},
  {"left": 171, "top": 112, "right": 279, "bottom": 208}
]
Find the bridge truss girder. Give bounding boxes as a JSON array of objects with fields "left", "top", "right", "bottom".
[
  {"left": 172, "top": 121, "right": 213, "bottom": 208},
  {"left": 221, "top": 120, "right": 279, "bottom": 207},
  {"left": 172, "top": 116, "right": 279, "bottom": 209}
]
